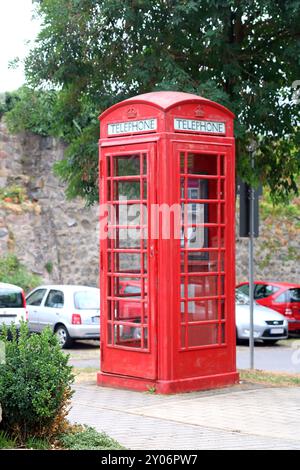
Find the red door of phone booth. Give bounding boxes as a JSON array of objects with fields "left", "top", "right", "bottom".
[
  {"left": 99, "top": 142, "right": 157, "bottom": 380},
  {"left": 98, "top": 91, "right": 239, "bottom": 393}
]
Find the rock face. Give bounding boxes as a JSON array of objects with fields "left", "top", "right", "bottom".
[
  {"left": 0, "top": 118, "right": 299, "bottom": 289},
  {"left": 0, "top": 119, "right": 99, "bottom": 287}
]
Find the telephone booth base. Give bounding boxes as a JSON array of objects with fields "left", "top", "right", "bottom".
[{"left": 97, "top": 371, "right": 239, "bottom": 394}]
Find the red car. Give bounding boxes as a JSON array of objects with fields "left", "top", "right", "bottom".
[{"left": 236, "top": 281, "right": 300, "bottom": 333}]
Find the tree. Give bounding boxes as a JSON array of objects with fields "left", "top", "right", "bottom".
[{"left": 20, "top": 0, "right": 300, "bottom": 204}]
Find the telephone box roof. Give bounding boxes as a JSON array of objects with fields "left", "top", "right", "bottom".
[{"left": 99, "top": 91, "right": 235, "bottom": 119}]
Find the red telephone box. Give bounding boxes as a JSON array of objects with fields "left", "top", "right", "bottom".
[{"left": 97, "top": 91, "right": 239, "bottom": 393}]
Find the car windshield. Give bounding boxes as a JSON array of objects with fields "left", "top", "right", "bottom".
[
  {"left": 288, "top": 288, "right": 300, "bottom": 303},
  {"left": 74, "top": 290, "right": 100, "bottom": 310},
  {"left": 235, "top": 290, "right": 250, "bottom": 305},
  {"left": 0, "top": 288, "right": 23, "bottom": 308}
]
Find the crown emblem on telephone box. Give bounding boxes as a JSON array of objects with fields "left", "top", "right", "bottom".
[
  {"left": 195, "top": 105, "right": 205, "bottom": 117},
  {"left": 127, "top": 107, "right": 137, "bottom": 118}
]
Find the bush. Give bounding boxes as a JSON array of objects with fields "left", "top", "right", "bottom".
[
  {"left": 5, "top": 86, "right": 57, "bottom": 137},
  {"left": 59, "top": 426, "right": 124, "bottom": 450},
  {"left": 0, "top": 254, "right": 41, "bottom": 292},
  {"left": 0, "top": 323, "right": 74, "bottom": 443}
]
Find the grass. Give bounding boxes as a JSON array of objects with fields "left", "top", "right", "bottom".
[
  {"left": 0, "top": 430, "right": 17, "bottom": 449},
  {"left": 25, "top": 436, "right": 51, "bottom": 450},
  {"left": 0, "top": 426, "right": 124, "bottom": 450},
  {"left": 239, "top": 369, "right": 300, "bottom": 387},
  {"left": 73, "top": 367, "right": 98, "bottom": 383}
]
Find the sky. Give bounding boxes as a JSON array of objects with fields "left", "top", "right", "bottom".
[{"left": 0, "top": 0, "right": 41, "bottom": 93}]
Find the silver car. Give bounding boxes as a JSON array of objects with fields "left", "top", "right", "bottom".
[
  {"left": 26, "top": 285, "right": 100, "bottom": 348},
  {"left": 0, "top": 282, "right": 26, "bottom": 330},
  {"left": 236, "top": 290, "right": 288, "bottom": 344}
]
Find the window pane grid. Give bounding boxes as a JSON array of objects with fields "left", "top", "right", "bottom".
[
  {"left": 105, "top": 152, "right": 149, "bottom": 351},
  {"left": 180, "top": 151, "right": 227, "bottom": 349}
]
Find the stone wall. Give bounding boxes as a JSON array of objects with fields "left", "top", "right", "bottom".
[
  {"left": 0, "top": 119, "right": 99, "bottom": 288},
  {"left": 0, "top": 119, "right": 299, "bottom": 289},
  {"left": 236, "top": 211, "right": 300, "bottom": 284}
]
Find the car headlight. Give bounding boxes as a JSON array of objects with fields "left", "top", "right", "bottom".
[{"left": 243, "top": 329, "right": 261, "bottom": 338}]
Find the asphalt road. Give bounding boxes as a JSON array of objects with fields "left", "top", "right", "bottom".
[
  {"left": 65, "top": 339, "right": 300, "bottom": 374},
  {"left": 236, "top": 340, "right": 300, "bottom": 373}
]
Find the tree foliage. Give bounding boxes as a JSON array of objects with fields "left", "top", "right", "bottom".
[{"left": 13, "top": 0, "right": 300, "bottom": 203}]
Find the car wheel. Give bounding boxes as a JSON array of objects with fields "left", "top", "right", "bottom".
[{"left": 55, "top": 325, "right": 73, "bottom": 349}]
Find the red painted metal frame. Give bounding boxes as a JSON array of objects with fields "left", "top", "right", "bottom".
[{"left": 98, "top": 92, "right": 239, "bottom": 393}]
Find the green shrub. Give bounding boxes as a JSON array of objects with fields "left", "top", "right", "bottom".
[
  {"left": 59, "top": 426, "right": 124, "bottom": 450},
  {"left": 0, "top": 323, "right": 74, "bottom": 443},
  {"left": 5, "top": 86, "right": 57, "bottom": 137},
  {"left": 0, "top": 254, "right": 41, "bottom": 292}
]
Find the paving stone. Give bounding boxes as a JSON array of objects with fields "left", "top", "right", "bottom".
[{"left": 69, "top": 383, "right": 300, "bottom": 450}]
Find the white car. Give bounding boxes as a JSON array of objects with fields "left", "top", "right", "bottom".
[
  {"left": 0, "top": 282, "right": 26, "bottom": 329},
  {"left": 236, "top": 291, "right": 288, "bottom": 344},
  {"left": 26, "top": 285, "right": 100, "bottom": 348}
]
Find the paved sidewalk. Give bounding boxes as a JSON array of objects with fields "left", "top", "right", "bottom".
[{"left": 69, "top": 382, "right": 300, "bottom": 450}]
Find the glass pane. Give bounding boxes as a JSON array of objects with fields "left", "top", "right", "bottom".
[
  {"left": 111, "top": 253, "right": 142, "bottom": 273},
  {"left": 187, "top": 299, "right": 218, "bottom": 321},
  {"left": 187, "top": 251, "right": 222, "bottom": 273},
  {"left": 113, "top": 324, "right": 142, "bottom": 348},
  {"left": 113, "top": 277, "right": 141, "bottom": 297},
  {"left": 112, "top": 300, "right": 141, "bottom": 323},
  {"left": 221, "top": 323, "right": 226, "bottom": 343},
  {"left": 187, "top": 323, "right": 218, "bottom": 347},
  {"left": 186, "top": 178, "right": 208, "bottom": 200},
  {"left": 116, "top": 228, "right": 147, "bottom": 248},
  {"left": 180, "top": 153, "right": 185, "bottom": 173},
  {"left": 187, "top": 153, "right": 217, "bottom": 175},
  {"left": 113, "top": 181, "right": 140, "bottom": 200},
  {"left": 221, "top": 299, "right": 225, "bottom": 319},
  {"left": 196, "top": 227, "right": 224, "bottom": 248},
  {"left": 220, "top": 203, "right": 225, "bottom": 224},
  {"left": 114, "top": 155, "right": 140, "bottom": 176},
  {"left": 107, "top": 299, "right": 112, "bottom": 320},
  {"left": 107, "top": 322, "right": 113, "bottom": 344},
  {"left": 181, "top": 325, "right": 186, "bottom": 348},
  {"left": 187, "top": 276, "right": 219, "bottom": 298},
  {"left": 107, "top": 202, "right": 146, "bottom": 227},
  {"left": 220, "top": 155, "right": 225, "bottom": 176}
]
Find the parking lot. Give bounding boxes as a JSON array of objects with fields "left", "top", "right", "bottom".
[{"left": 65, "top": 338, "right": 300, "bottom": 375}]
